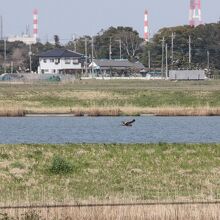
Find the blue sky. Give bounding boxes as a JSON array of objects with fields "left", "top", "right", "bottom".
[{"left": 0, "top": 0, "right": 219, "bottom": 42}]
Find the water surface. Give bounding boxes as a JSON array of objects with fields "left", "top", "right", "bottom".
[{"left": 0, "top": 116, "right": 219, "bottom": 144}]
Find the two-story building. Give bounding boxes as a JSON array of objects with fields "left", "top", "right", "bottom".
[{"left": 38, "top": 48, "right": 85, "bottom": 74}]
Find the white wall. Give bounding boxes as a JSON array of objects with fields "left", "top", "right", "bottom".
[{"left": 169, "top": 70, "right": 206, "bottom": 80}]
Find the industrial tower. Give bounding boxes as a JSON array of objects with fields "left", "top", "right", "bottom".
[
  {"left": 33, "top": 9, "right": 38, "bottom": 40},
  {"left": 144, "top": 10, "right": 149, "bottom": 42},
  {"left": 189, "top": 0, "right": 202, "bottom": 27},
  {"left": 7, "top": 9, "right": 39, "bottom": 44}
]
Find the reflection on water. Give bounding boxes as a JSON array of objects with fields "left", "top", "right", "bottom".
[{"left": 0, "top": 116, "right": 220, "bottom": 144}]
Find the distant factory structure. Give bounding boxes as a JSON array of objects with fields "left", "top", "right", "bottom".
[
  {"left": 189, "top": 0, "right": 202, "bottom": 27},
  {"left": 7, "top": 9, "right": 38, "bottom": 45},
  {"left": 144, "top": 9, "right": 149, "bottom": 42}
]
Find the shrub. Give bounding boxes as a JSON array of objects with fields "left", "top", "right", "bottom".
[
  {"left": 0, "top": 153, "right": 9, "bottom": 160},
  {"left": 21, "top": 210, "right": 40, "bottom": 220},
  {"left": 49, "top": 155, "right": 73, "bottom": 175}
]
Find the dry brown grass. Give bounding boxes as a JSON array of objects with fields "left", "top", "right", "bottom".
[
  {"left": 1, "top": 105, "right": 220, "bottom": 117},
  {"left": 72, "top": 106, "right": 220, "bottom": 116},
  {"left": 155, "top": 106, "right": 220, "bottom": 116},
  {"left": 2, "top": 203, "right": 220, "bottom": 220},
  {"left": 0, "top": 106, "right": 26, "bottom": 117}
]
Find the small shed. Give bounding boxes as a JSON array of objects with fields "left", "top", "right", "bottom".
[{"left": 169, "top": 70, "right": 206, "bottom": 80}]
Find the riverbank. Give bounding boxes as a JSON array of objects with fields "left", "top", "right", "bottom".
[
  {"left": 0, "top": 80, "right": 220, "bottom": 116},
  {"left": 1, "top": 106, "right": 220, "bottom": 117},
  {"left": 1, "top": 143, "right": 220, "bottom": 205}
]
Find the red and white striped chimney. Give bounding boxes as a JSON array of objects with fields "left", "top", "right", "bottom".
[
  {"left": 144, "top": 10, "right": 149, "bottom": 42},
  {"left": 189, "top": 0, "right": 202, "bottom": 27},
  {"left": 33, "top": 9, "right": 38, "bottom": 40}
]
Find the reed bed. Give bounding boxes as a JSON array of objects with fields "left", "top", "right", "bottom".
[
  {"left": 1, "top": 203, "right": 220, "bottom": 220},
  {"left": 154, "top": 106, "right": 220, "bottom": 116},
  {"left": 0, "top": 107, "right": 26, "bottom": 117},
  {"left": 69, "top": 106, "right": 220, "bottom": 116},
  {"left": 1, "top": 106, "right": 219, "bottom": 117}
]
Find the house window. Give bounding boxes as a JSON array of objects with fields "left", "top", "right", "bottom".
[
  {"left": 55, "top": 59, "right": 60, "bottom": 65},
  {"left": 73, "top": 59, "right": 79, "bottom": 64},
  {"left": 43, "top": 59, "right": 47, "bottom": 63},
  {"left": 65, "top": 58, "right": 71, "bottom": 64}
]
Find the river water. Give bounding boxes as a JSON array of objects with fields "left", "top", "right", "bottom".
[{"left": 0, "top": 116, "right": 219, "bottom": 144}]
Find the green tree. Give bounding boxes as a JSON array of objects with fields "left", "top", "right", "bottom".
[
  {"left": 54, "top": 35, "right": 61, "bottom": 48},
  {"left": 141, "top": 22, "right": 220, "bottom": 70}
]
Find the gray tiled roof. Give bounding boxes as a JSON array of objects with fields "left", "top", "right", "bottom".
[
  {"left": 93, "top": 59, "right": 145, "bottom": 69},
  {"left": 39, "top": 48, "right": 84, "bottom": 58}
]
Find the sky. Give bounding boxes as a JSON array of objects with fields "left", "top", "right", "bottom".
[{"left": 0, "top": 0, "right": 219, "bottom": 43}]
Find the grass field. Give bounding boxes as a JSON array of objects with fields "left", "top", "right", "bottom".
[
  {"left": 1, "top": 80, "right": 220, "bottom": 218},
  {"left": 1, "top": 143, "right": 220, "bottom": 205},
  {"left": 0, "top": 80, "right": 220, "bottom": 116}
]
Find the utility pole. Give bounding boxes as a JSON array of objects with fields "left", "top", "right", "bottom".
[
  {"left": 171, "top": 32, "right": 175, "bottom": 70},
  {"left": 91, "top": 36, "right": 94, "bottom": 77},
  {"left": 161, "top": 37, "right": 165, "bottom": 78},
  {"left": 207, "top": 50, "right": 210, "bottom": 72},
  {"left": 115, "top": 39, "right": 122, "bottom": 60},
  {"left": 189, "top": 35, "right": 192, "bottom": 69},
  {"left": 29, "top": 44, "right": 32, "bottom": 73},
  {"left": 73, "top": 34, "right": 77, "bottom": 52},
  {"left": 10, "top": 61, "right": 13, "bottom": 74},
  {"left": 148, "top": 50, "right": 151, "bottom": 69},
  {"left": 165, "top": 44, "right": 168, "bottom": 79},
  {"left": 85, "top": 37, "right": 88, "bottom": 76},
  {"left": 4, "top": 39, "right": 6, "bottom": 73},
  {"left": 109, "top": 37, "right": 112, "bottom": 60},
  {"left": 119, "top": 39, "right": 122, "bottom": 60},
  {"left": 0, "top": 16, "right": 3, "bottom": 40},
  {"left": 74, "top": 40, "right": 77, "bottom": 52}
]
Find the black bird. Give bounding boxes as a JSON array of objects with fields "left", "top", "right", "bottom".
[{"left": 122, "top": 119, "right": 136, "bottom": 127}]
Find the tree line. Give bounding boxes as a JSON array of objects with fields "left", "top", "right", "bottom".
[{"left": 0, "top": 22, "right": 219, "bottom": 74}]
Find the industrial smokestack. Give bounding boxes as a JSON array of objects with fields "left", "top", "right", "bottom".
[
  {"left": 189, "top": 0, "right": 202, "bottom": 27},
  {"left": 144, "top": 10, "right": 149, "bottom": 42},
  {"left": 33, "top": 9, "right": 38, "bottom": 40}
]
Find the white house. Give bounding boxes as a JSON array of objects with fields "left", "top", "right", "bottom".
[{"left": 38, "top": 48, "right": 85, "bottom": 74}]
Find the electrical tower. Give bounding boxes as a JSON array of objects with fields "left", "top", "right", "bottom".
[{"left": 189, "top": 0, "right": 202, "bottom": 27}]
